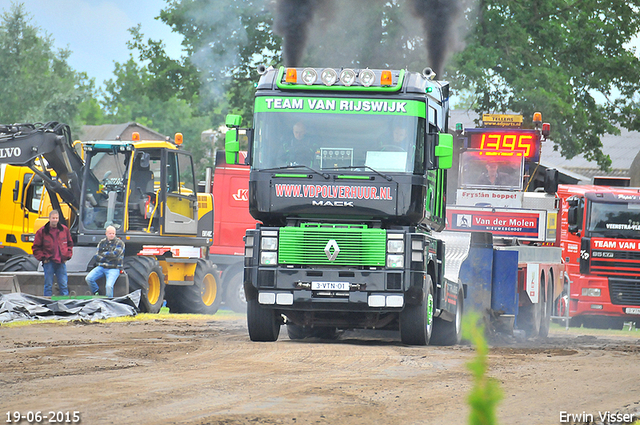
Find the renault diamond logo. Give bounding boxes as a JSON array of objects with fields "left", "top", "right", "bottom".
[{"left": 324, "top": 239, "right": 340, "bottom": 261}]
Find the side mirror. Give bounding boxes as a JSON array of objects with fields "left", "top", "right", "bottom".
[
  {"left": 544, "top": 168, "right": 559, "bottom": 194},
  {"left": 567, "top": 197, "right": 583, "bottom": 234},
  {"left": 225, "top": 114, "right": 242, "bottom": 165},
  {"left": 435, "top": 133, "right": 453, "bottom": 169}
]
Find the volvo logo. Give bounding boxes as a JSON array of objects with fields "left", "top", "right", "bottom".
[{"left": 324, "top": 239, "right": 340, "bottom": 261}]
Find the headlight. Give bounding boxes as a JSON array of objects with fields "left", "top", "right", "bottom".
[
  {"left": 582, "top": 288, "right": 601, "bottom": 297},
  {"left": 261, "top": 237, "right": 278, "bottom": 251},
  {"left": 301, "top": 68, "right": 317, "bottom": 85},
  {"left": 359, "top": 69, "right": 375, "bottom": 87},
  {"left": 260, "top": 251, "right": 278, "bottom": 266},
  {"left": 387, "top": 239, "right": 404, "bottom": 254},
  {"left": 340, "top": 69, "right": 356, "bottom": 86},
  {"left": 387, "top": 254, "right": 404, "bottom": 268},
  {"left": 320, "top": 68, "right": 338, "bottom": 86}
]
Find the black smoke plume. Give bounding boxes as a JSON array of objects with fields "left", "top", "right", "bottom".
[
  {"left": 274, "top": 0, "right": 334, "bottom": 66},
  {"left": 410, "top": 0, "right": 461, "bottom": 76}
]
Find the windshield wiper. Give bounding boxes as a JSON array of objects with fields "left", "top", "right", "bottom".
[
  {"left": 262, "top": 164, "right": 329, "bottom": 179},
  {"left": 331, "top": 165, "right": 393, "bottom": 181}
]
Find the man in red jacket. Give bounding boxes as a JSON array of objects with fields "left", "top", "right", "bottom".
[{"left": 32, "top": 210, "right": 74, "bottom": 296}]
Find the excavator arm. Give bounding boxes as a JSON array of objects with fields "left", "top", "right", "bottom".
[{"left": 0, "top": 122, "right": 84, "bottom": 219}]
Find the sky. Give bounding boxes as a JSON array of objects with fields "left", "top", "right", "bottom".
[{"left": 0, "top": 0, "right": 184, "bottom": 88}]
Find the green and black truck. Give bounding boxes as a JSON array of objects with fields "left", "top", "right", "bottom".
[{"left": 225, "top": 66, "right": 463, "bottom": 345}]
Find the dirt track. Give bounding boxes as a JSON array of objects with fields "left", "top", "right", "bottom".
[{"left": 1, "top": 314, "right": 640, "bottom": 425}]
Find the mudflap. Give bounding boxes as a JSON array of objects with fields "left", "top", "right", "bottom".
[
  {"left": 0, "top": 271, "right": 129, "bottom": 297},
  {"left": 437, "top": 278, "right": 463, "bottom": 322}
]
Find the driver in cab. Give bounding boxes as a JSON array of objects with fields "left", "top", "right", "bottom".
[{"left": 281, "top": 121, "right": 317, "bottom": 167}]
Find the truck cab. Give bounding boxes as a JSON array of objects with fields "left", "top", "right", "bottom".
[{"left": 557, "top": 184, "right": 640, "bottom": 327}]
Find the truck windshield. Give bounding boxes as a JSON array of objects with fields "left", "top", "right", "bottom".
[
  {"left": 81, "top": 150, "right": 130, "bottom": 230},
  {"left": 252, "top": 111, "right": 425, "bottom": 174},
  {"left": 587, "top": 201, "right": 640, "bottom": 238}
]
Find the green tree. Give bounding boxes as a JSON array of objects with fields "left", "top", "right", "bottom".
[
  {"left": 450, "top": 0, "right": 640, "bottom": 169},
  {"left": 0, "top": 2, "right": 94, "bottom": 131},
  {"left": 101, "top": 35, "right": 214, "bottom": 178}
]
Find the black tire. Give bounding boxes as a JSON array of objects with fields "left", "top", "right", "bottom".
[
  {"left": 431, "top": 290, "right": 463, "bottom": 346},
  {"left": 223, "top": 269, "right": 246, "bottom": 313},
  {"left": 123, "top": 256, "right": 165, "bottom": 313},
  {"left": 2, "top": 255, "right": 39, "bottom": 271},
  {"left": 539, "top": 279, "right": 553, "bottom": 338},
  {"left": 287, "top": 324, "right": 338, "bottom": 340},
  {"left": 247, "top": 299, "right": 280, "bottom": 342},
  {"left": 400, "top": 275, "right": 434, "bottom": 346},
  {"left": 165, "top": 260, "right": 222, "bottom": 314}
]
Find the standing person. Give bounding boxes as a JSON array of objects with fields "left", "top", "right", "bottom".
[
  {"left": 85, "top": 225, "right": 125, "bottom": 297},
  {"left": 32, "top": 210, "right": 73, "bottom": 296}
]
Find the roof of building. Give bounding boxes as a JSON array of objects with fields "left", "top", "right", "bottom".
[{"left": 79, "top": 122, "right": 168, "bottom": 142}]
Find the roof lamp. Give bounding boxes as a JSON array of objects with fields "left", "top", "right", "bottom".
[
  {"left": 320, "top": 68, "right": 338, "bottom": 86},
  {"left": 301, "top": 68, "right": 317, "bottom": 85},
  {"left": 359, "top": 69, "right": 375, "bottom": 87},
  {"left": 285, "top": 68, "right": 297, "bottom": 83},
  {"left": 533, "top": 112, "right": 542, "bottom": 124},
  {"left": 542, "top": 123, "right": 551, "bottom": 138},
  {"left": 340, "top": 69, "right": 356, "bottom": 86},
  {"left": 175, "top": 133, "right": 183, "bottom": 145},
  {"left": 381, "top": 70, "right": 392, "bottom": 86},
  {"left": 132, "top": 132, "right": 140, "bottom": 141}
]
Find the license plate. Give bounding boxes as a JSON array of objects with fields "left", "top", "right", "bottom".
[
  {"left": 626, "top": 308, "right": 640, "bottom": 315},
  {"left": 311, "top": 281, "right": 350, "bottom": 291}
]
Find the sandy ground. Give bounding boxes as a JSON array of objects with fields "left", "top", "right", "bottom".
[{"left": 1, "top": 314, "right": 639, "bottom": 425}]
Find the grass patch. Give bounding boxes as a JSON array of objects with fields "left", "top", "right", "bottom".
[{"left": 549, "top": 322, "right": 640, "bottom": 339}]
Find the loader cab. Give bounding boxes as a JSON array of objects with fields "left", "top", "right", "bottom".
[{"left": 79, "top": 142, "right": 198, "bottom": 236}]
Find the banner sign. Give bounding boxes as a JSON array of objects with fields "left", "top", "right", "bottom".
[
  {"left": 447, "top": 207, "right": 546, "bottom": 240},
  {"left": 456, "top": 189, "right": 523, "bottom": 208},
  {"left": 255, "top": 96, "right": 426, "bottom": 117}
]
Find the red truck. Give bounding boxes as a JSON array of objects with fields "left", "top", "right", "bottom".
[
  {"left": 556, "top": 184, "right": 640, "bottom": 328},
  {"left": 208, "top": 151, "right": 257, "bottom": 312}
]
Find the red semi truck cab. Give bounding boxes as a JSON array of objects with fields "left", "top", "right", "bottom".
[
  {"left": 209, "top": 151, "right": 258, "bottom": 312},
  {"left": 557, "top": 184, "right": 640, "bottom": 326}
]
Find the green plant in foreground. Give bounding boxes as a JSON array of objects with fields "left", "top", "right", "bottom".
[{"left": 463, "top": 313, "right": 503, "bottom": 425}]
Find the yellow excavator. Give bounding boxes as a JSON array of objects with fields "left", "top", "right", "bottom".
[{"left": 0, "top": 122, "right": 220, "bottom": 314}]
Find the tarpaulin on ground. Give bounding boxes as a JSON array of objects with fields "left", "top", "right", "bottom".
[{"left": 0, "top": 290, "right": 141, "bottom": 323}]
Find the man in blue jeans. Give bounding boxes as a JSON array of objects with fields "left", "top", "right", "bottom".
[
  {"left": 32, "top": 210, "right": 73, "bottom": 296},
  {"left": 85, "top": 226, "right": 125, "bottom": 297}
]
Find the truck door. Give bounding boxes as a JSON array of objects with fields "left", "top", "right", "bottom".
[
  {"left": 22, "top": 172, "right": 44, "bottom": 236},
  {"left": 162, "top": 151, "right": 198, "bottom": 235}
]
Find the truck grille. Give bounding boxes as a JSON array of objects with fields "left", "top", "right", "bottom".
[
  {"left": 609, "top": 278, "right": 640, "bottom": 306},
  {"left": 591, "top": 250, "right": 640, "bottom": 277},
  {"left": 279, "top": 224, "right": 386, "bottom": 266}
]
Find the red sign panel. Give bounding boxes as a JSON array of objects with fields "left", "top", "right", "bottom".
[{"left": 466, "top": 129, "right": 540, "bottom": 162}]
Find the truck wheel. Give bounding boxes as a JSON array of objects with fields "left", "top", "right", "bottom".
[
  {"left": 247, "top": 299, "right": 280, "bottom": 342},
  {"left": 124, "top": 256, "right": 165, "bottom": 313},
  {"left": 166, "top": 260, "right": 222, "bottom": 314},
  {"left": 224, "top": 269, "right": 247, "bottom": 313},
  {"left": 431, "top": 290, "right": 463, "bottom": 346},
  {"left": 287, "top": 324, "right": 338, "bottom": 340},
  {"left": 400, "top": 276, "right": 434, "bottom": 346},
  {"left": 539, "top": 281, "right": 553, "bottom": 338},
  {"left": 1, "top": 255, "right": 39, "bottom": 272}
]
